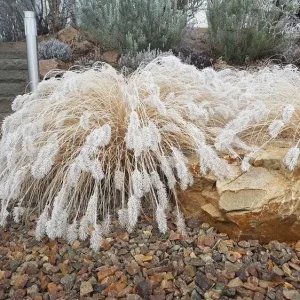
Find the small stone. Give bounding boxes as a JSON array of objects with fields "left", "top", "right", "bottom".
[
  {"left": 118, "top": 231, "right": 129, "bottom": 241},
  {"left": 60, "top": 273, "right": 76, "bottom": 290},
  {"left": 14, "top": 289, "right": 26, "bottom": 298},
  {"left": 14, "top": 274, "right": 29, "bottom": 289},
  {"left": 143, "top": 231, "right": 152, "bottom": 238},
  {"left": 183, "top": 265, "right": 196, "bottom": 277},
  {"left": 253, "top": 291, "right": 265, "bottom": 300},
  {"left": 169, "top": 231, "right": 182, "bottom": 241},
  {"left": 27, "top": 284, "right": 39, "bottom": 294},
  {"left": 294, "top": 240, "right": 300, "bottom": 252},
  {"left": 186, "top": 217, "right": 200, "bottom": 229},
  {"left": 126, "top": 261, "right": 140, "bottom": 275},
  {"left": 267, "top": 289, "right": 276, "bottom": 300},
  {"left": 283, "top": 289, "right": 300, "bottom": 300},
  {"left": 258, "top": 280, "right": 269, "bottom": 288},
  {"left": 97, "top": 266, "right": 119, "bottom": 282},
  {"left": 238, "top": 241, "right": 250, "bottom": 248},
  {"left": 25, "top": 262, "right": 39, "bottom": 275},
  {"left": 203, "top": 235, "right": 215, "bottom": 247},
  {"left": 225, "top": 261, "right": 239, "bottom": 273},
  {"left": 72, "top": 262, "right": 83, "bottom": 271},
  {"left": 227, "top": 278, "right": 243, "bottom": 288},
  {"left": 212, "top": 251, "right": 223, "bottom": 262},
  {"left": 47, "top": 282, "right": 58, "bottom": 293},
  {"left": 102, "top": 239, "right": 112, "bottom": 251},
  {"left": 93, "top": 283, "right": 107, "bottom": 293},
  {"left": 102, "top": 282, "right": 127, "bottom": 296},
  {"left": 236, "top": 266, "right": 247, "bottom": 282},
  {"left": 118, "top": 248, "right": 129, "bottom": 255},
  {"left": 80, "top": 281, "right": 93, "bottom": 296},
  {"left": 191, "top": 288, "right": 204, "bottom": 300},
  {"left": 137, "top": 280, "right": 152, "bottom": 300},
  {"left": 10, "top": 260, "right": 22, "bottom": 272},
  {"left": 222, "top": 287, "right": 236, "bottom": 297},
  {"left": 189, "top": 258, "right": 204, "bottom": 267},
  {"left": 272, "top": 265, "right": 284, "bottom": 276},
  {"left": 289, "top": 263, "right": 300, "bottom": 272},
  {"left": 117, "top": 285, "right": 133, "bottom": 298},
  {"left": 88, "top": 276, "right": 97, "bottom": 285},
  {"left": 42, "top": 263, "right": 59, "bottom": 274},
  {"left": 195, "top": 273, "right": 213, "bottom": 292},
  {"left": 72, "top": 240, "right": 80, "bottom": 249},
  {"left": 226, "top": 251, "right": 237, "bottom": 263},
  {"left": 282, "top": 263, "right": 292, "bottom": 276},
  {"left": 134, "top": 254, "right": 153, "bottom": 264},
  {"left": 247, "top": 264, "right": 258, "bottom": 278},
  {"left": 127, "top": 295, "right": 143, "bottom": 300}
]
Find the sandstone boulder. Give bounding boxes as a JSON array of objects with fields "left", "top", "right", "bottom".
[
  {"left": 179, "top": 146, "right": 300, "bottom": 243},
  {"left": 58, "top": 27, "right": 80, "bottom": 44},
  {"left": 101, "top": 50, "right": 120, "bottom": 64},
  {"left": 71, "top": 40, "right": 94, "bottom": 57},
  {"left": 39, "top": 59, "right": 69, "bottom": 79}
]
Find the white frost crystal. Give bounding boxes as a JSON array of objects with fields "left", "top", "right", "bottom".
[{"left": 285, "top": 147, "right": 300, "bottom": 171}]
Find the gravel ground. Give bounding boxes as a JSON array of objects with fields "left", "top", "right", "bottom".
[{"left": 1, "top": 213, "right": 300, "bottom": 300}]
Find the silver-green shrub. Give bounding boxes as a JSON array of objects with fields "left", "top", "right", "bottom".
[
  {"left": 206, "top": 0, "right": 299, "bottom": 64},
  {"left": 38, "top": 39, "right": 72, "bottom": 62},
  {"left": 118, "top": 46, "right": 212, "bottom": 72},
  {"left": 79, "top": 0, "right": 188, "bottom": 53},
  {"left": 119, "top": 48, "right": 174, "bottom": 71}
]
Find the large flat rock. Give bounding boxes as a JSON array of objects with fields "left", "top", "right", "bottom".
[{"left": 178, "top": 146, "right": 300, "bottom": 243}]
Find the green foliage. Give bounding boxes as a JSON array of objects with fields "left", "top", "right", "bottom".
[
  {"left": 79, "top": 0, "right": 188, "bottom": 53},
  {"left": 119, "top": 47, "right": 174, "bottom": 71},
  {"left": 206, "top": 0, "right": 299, "bottom": 64},
  {"left": 177, "top": 0, "right": 205, "bottom": 19}
]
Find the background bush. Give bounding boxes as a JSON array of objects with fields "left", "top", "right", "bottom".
[
  {"left": 38, "top": 39, "right": 72, "bottom": 62},
  {"left": 118, "top": 46, "right": 213, "bottom": 72},
  {"left": 119, "top": 47, "right": 174, "bottom": 71},
  {"left": 79, "top": 0, "right": 188, "bottom": 53},
  {"left": 206, "top": 0, "right": 299, "bottom": 64},
  {"left": 0, "top": 0, "right": 77, "bottom": 42}
]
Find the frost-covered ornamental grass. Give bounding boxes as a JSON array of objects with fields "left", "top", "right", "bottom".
[{"left": 1, "top": 56, "right": 300, "bottom": 251}]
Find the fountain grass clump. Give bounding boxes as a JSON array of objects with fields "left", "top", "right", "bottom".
[{"left": 1, "top": 56, "right": 300, "bottom": 251}]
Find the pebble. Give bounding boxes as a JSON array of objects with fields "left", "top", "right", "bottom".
[
  {"left": 47, "top": 282, "right": 58, "bottom": 293},
  {"left": 80, "top": 281, "right": 93, "bottom": 296},
  {"left": 14, "top": 274, "right": 29, "bottom": 289},
  {"left": 60, "top": 273, "right": 76, "bottom": 290},
  {"left": 227, "top": 277, "right": 243, "bottom": 288},
  {"left": 195, "top": 273, "right": 213, "bottom": 292},
  {"left": 1, "top": 211, "right": 300, "bottom": 300},
  {"left": 222, "top": 287, "right": 236, "bottom": 297},
  {"left": 27, "top": 284, "right": 39, "bottom": 294},
  {"left": 238, "top": 241, "right": 251, "bottom": 248}
]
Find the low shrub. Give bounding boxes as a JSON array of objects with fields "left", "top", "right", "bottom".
[
  {"left": 206, "top": 0, "right": 299, "bottom": 64},
  {"left": 38, "top": 39, "right": 72, "bottom": 62},
  {"left": 119, "top": 45, "right": 212, "bottom": 71},
  {"left": 79, "top": 0, "right": 188, "bottom": 53},
  {"left": 118, "top": 48, "right": 174, "bottom": 71}
]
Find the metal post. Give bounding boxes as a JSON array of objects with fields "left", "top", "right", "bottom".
[{"left": 24, "top": 11, "right": 39, "bottom": 92}]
